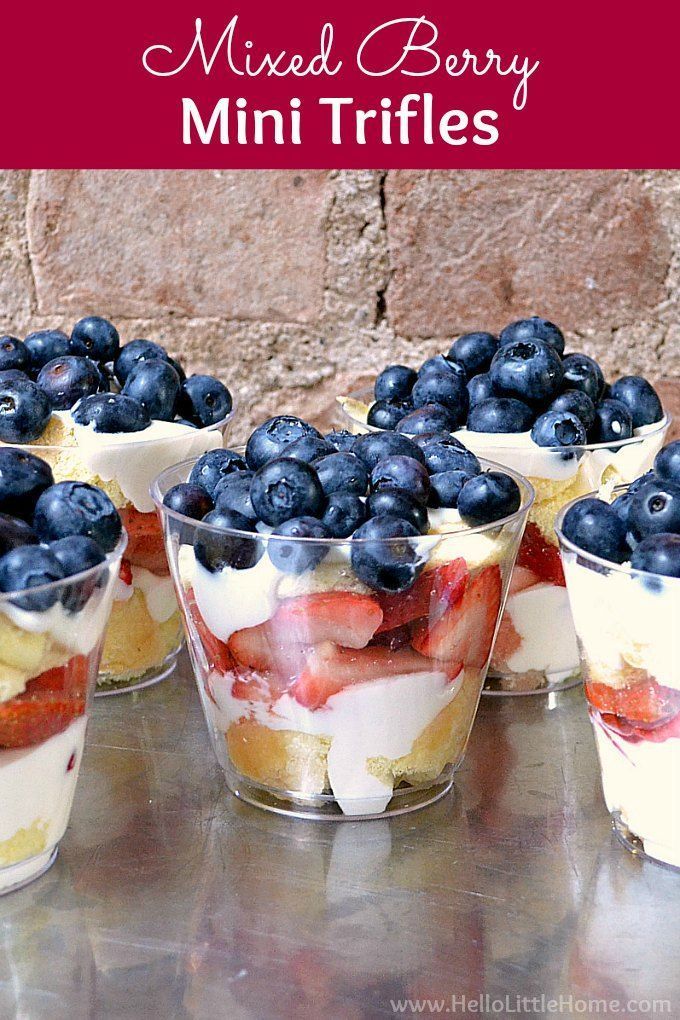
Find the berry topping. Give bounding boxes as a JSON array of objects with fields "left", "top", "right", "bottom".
[
  {"left": 70, "top": 316, "right": 120, "bottom": 361},
  {"left": 251, "top": 458, "right": 326, "bottom": 527},
  {"left": 416, "top": 434, "right": 481, "bottom": 476},
  {"left": 0, "top": 544, "right": 65, "bottom": 611},
  {"left": 547, "top": 390, "right": 597, "bottom": 431},
  {"left": 561, "top": 497, "right": 628, "bottom": 563},
  {"left": 367, "top": 489, "right": 428, "bottom": 533},
  {"left": 188, "top": 449, "right": 248, "bottom": 498},
  {"left": 352, "top": 430, "right": 425, "bottom": 470},
  {"left": 72, "top": 392, "right": 151, "bottom": 433},
  {"left": 113, "top": 338, "right": 168, "bottom": 385},
  {"left": 49, "top": 535, "right": 106, "bottom": 611},
  {"left": 629, "top": 480, "right": 680, "bottom": 539},
  {"left": 194, "top": 508, "right": 261, "bottom": 572},
  {"left": 609, "top": 375, "right": 663, "bottom": 428},
  {"left": 0, "top": 335, "right": 30, "bottom": 373},
  {"left": 457, "top": 471, "right": 522, "bottom": 525},
  {"left": 268, "top": 516, "right": 330, "bottom": 574},
  {"left": 630, "top": 533, "right": 680, "bottom": 578},
  {"left": 490, "top": 339, "right": 563, "bottom": 406},
  {"left": 374, "top": 364, "right": 417, "bottom": 402},
  {"left": 0, "top": 377, "right": 52, "bottom": 443},
  {"left": 396, "top": 404, "right": 460, "bottom": 436},
  {"left": 447, "top": 332, "right": 499, "bottom": 376},
  {"left": 499, "top": 316, "right": 565, "bottom": 355},
  {"left": 322, "top": 491, "right": 368, "bottom": 538},
  {"left": 411, "top": 372, "right": 469, "bottom": 426},
  {"left": 177, "top": 374, "right": 233, "bottom": 427},
  {"left": 654, "top": 440, "right": 680, "bottom": 487},
  {"left": 530, "top": 410, "right": 587, "bottom": 448},
  {"left": 467, "top": 372, "right": 494, "bottom": 409},
  {"left": 560, "top": 353, "right": 605, "bottom": 403},
  {"left": 467, "top": 396, "right": 534, "bottom": 433},
  {"left": 33, "top": 480, "right": 122, "bottom": 552},
  {"left": 370, "top": 455, "right": 430, "bottom": 505},
  {"left": 24, "top": 330, "right": 70, "bottom": 370},
  {"left": 213, "top": 472, "right": 256, "bottom": 521},
  {"left": 0, "top": 448, "right": 54, "bottom": 520},
  {"left": 0, "top": 513, "right": 38, "bottom": 556},
  {"left": 313, "top": 451, "right": 369, "bottom": 497},
  {"left": 37, "top": 356, "right": 101, "bottom": 410},
  {"left": 351, "top": 515, "right": 424, "bottom": 593},
  {"left": 122, "top": 359, "right": 181, "bottom": 421},
  {"left": 324, "top": 429, "right": 356, "bottom": 452},
  {"left": 163, "top": 482, "right": 214, "bottom": 520},
  {"left": 284, "top": 435, "right": 335, "bottom": 464},
  {"left": 367, "top": 398, "right": 412, "bottom": 430},
  {"left": 591, "top": 398, "right": 633, "bottom": 444},
  {"left": 245, "top": 415, "right": 323, "bottom": 470}
]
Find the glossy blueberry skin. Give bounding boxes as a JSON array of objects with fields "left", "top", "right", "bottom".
[
  {"left": 366, "top": 489, "right": 428, "bottom": 533},
  {"left": 177, "top": 375, "right": 233, "bottom": 427},
  {"left": 411, "top": 372, "right": 469, "bottom": 425},
  {"left": 457, "top": 471, "right": 522, "bottom": 526},
  {"left": 33, "top": 481, "right": 122, "bottom": 552},
  {"left": 352, "top": 431, "right": 425, "bottom": 471},
  {"left": 0, "top": 449, "right": 54, "bottom": 520},
  {"left": 163, "top": 483, "right": 214, "bottom": 521},
  {"left": 628, "top": 469, "right": 656, "bottom": 495},
  {"left": 324, "top": 429, "right": 356, "bottom": 453},
  {"left": 24, "top": 330, "right": 70, "bottom": 371},
  {"left": 429, "top": 468, "right": 478, "bottom": 509},
  {"left": 630, "top": 533, "right": 680, "bottom": 579},
  {"left": 194, "top": 508, "right": 261, "bottom": 572},
  {"left": 490, "top": 339, "right": 563, "bottom": 406},
  {"left": 447, "top": 332, "right": 499, "bottom": 376},
  {"left": 548, "top": 390, "right": 596, "bottom": 431},
  {"left": 321, "top": 492, "right": 368, "bottom": 538},
  {"left": 245, "top": 416, "right": 323, "bottom": 470},
  {"left": 313, "top": 452, "right": 369, "bottom": 497},
  {"left": 467, "top": 397, "right": 534, "bottom": 434},
  {"left": 609, "top": 376, "right": 663, "bottom": 429},
  {"left": 417, "top": 434, "right": 481, "bottom": 476},
  {"left": 37, "top": 356, "right": 101, "bottom": 410},
  {"left": 654, "top": 441, "right": 680, "bottom": 487},
  {"left": 467, "top": 372, "right": 494, "bottom": 409},
  {"left": 367, "top": 398, "right": 412, "bottom": 430},
  {"left": 610, "top": 490, "right": 636, "bottom": 532},
  {"left": 268, "top": 516, "right": 330, "bottom": 574},
  {"left": 499, "top": 317, "right": 565, "bottom": 355},
  {"left": 213, "top": 471, "right": 256, "bottom": 520},
  {"left": 0, "top": 544, "right": 65, "bottom": 611},
  {"left": 0, "top": 378, "right": 52, "bottom": 443},
  {"left": 72, "top": 393, "right": 151, "bottom": 434},
  {"left": 370, "top": 455, "right": 430, "bottom": 505},
  {"left": 531, "top": 410, "right": 587, "bottom": 448},
  {"left": 0, "top": 369, "right": 29, "bottom": 385},
  {"left": 122, "top": 359, "right": 181, "bottom": 421},
  {"left": 284, "top": 435, "right": 335, "bottom": 464},
  {"left": 591, "top": 398, "right": 633, "bottom": 444},
  {"left": 419, "top": 355, "right": 467, "bottom": 381},
  {"left": 374, "top": 364, "right": 417, "bottom": 402},
  {"left": 70, "top": 316, "right": 120, "bottom": 362},
  {"left": 251, "top": 458, "right": 326, "bottom": 527},
  {"left": 561, "top": 497, "right": 628, "bottom": 563},
  {"left": 189, "top": 449, "right": 248, "bottom": 499},
  {"left": 0, "top": 336, "right": 30, "bottom": 373},
  {"left": 561, "top": 354, "right": 605, "bottom": 403},
  {"left": 629, "top": 480, "right": 680, "bottom": 540},
  {"left": 113, "top": 339, "right": 168, "bottom": 385},
  {"left": 396, "top": 404, "right": 459, "bottom": 436},
  {"left": 0, "top": 513, "right": 38, "bottom": 557},
  {"left": 50, "top": 535, "right": 106, "bottom": 611},
  {"left": 351, "top": 515, "right": 424, "bottom": 593}
]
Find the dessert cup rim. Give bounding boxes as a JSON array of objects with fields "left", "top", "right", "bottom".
[{"left": 151, "top": 453, "right": 535, "bottom": 545}]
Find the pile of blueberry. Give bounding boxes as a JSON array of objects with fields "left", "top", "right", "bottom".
[
  {"left": 562, "top": 441, "right": 680, "bottom": 578},
  {"left": 0, "top": 317, "right": 233, "bottom": 443},
  {"left": 0, "top": 448, "right": 122, "bottom": 611},
  {"left": 163, "top": 415, "right": 523, "bottom": 593},
  {"left": 363, "top": 317, "right": 664, "bottom": 450}
]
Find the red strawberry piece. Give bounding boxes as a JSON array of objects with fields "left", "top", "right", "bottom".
[
  {"left": 491, "top": 611, "right": 522, "bottom": 667},
  {"left": 372, "top": 623, "right": 414, "bottom": 651},
  {"left": 119, "top": 506, "right": 170, "bottom": 576},
  {"left": 516, "top": 522, "right": 565, "bottom": 587},
  {"left": 508, "top": 564, "right": 541, "bottom": 597},
  {"left": 185, "top": 587, "right": 233, "bottom": 674},
  {"left": 30, "top": 655, "right": 90, "bottom": 697},
  {"left": 586, "top": 678, "right": 680, "bottom": 726},
  {"left": 0, "top": 656, "right": 90, "bottom": 749},
  {"left": 228, "top": 623, "right": 305, "bottom": 680},
  {"left": 118, "top": 558, "right": 133, "bottom": 587},
  {"left": 376, "top": 558, "right": 469, "bottom": 633},
  {"left": 412, "top": 564, "right": 501, "bottom": 670},
  {"left": 271, "top": 592, "right": 383, "bottom": 649}
]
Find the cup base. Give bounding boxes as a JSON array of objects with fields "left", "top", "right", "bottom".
[
  {"left": 483, "top": 666, "right": 581, "bottom": 696},
  {"left": 611, "top": 812, "right": 680, "bottom": 873},
  {"left": 95, "top": 646, "right": 181, "bottom": 697},
  {"left": 0, "top": 846, "right": 58, "bottom": 896}
]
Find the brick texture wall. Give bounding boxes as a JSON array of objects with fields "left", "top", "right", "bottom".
[{"left": 1, "top": 170, "right": 678, "bottom": 440}]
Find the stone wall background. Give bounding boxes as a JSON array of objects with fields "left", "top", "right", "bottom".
[{"left": 0, "top": 169, "right": 678, "bottom": 440}]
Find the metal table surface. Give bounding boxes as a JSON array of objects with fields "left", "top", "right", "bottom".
[{"left": 1, "top": 654, "right": 678, "bottom": 1019}]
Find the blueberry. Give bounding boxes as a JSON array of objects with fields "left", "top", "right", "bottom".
[
  {"left": 370, "top": 455, "right": 430, "bottom": 505},
  {"left": 416, "top": 434, "right": 481, "bottom": 476},
  {"left": 0, "top": 544, "right": 65, "bottom": 611},
  {"left": 70, "top": 316, "right": 120, "bottom": 362},
  {"left": 457, "top": 471, "right": 522, "bottom": 525},
  {"left": 251, "top": 458, "right": 326, "bottom": 527},
  {"left": 0, "top": 336, "right": 30, "bottom": 373},
  {"left": 609, "top": 376, "right": 663, "bottom": 429},
  {"left": 0, "top": 369, "right": 30, "bottom": 384},
  {"left": 548, "top": 390, "right": 597, "bottom": 431},
  {"left": 24, "top": 330, "right": 70, "bottom": 371},
  {"left": 499, "top": 317, "right": 565, "bottom": 355},
  {"left": 284, "top": 435, "right": 335, "bottom": 464},
  {"left": 419, "top": 355, "right": 467, "bottom": 381},
  {"left": 366, "top": 490, "right": 428, "bottom": 533},
  {"left": 72, "top": 393, "right": 151, "bottom": 434},
  {"left": 655, "top": 441, "right": 680, "bottom": 486},
  {"left": 268, "top": 516, "right": 330, "bottom": 574},
  {"left": 629, "top": 480, "right": 680, "bottom": 539},
  {"left": 367, "top": 398, "right": 412, "bottom": 430},
  {"left": 0, "top": 513, "right": 38, "bottom": 556},
  {"left": 194, "top": 509, "right": 261, "bottom": 572},
  {"left": 490, "top": 339, "right": 563, "bottom": 406},
  {"left": 213, "top": 472, "right": 256, "bottom": 520},
  {"left": 531, "top": 410, "right": 587, "bottom": 448},
  {"left": 163, "top": 483, "right": 214, "bottom": 520},
  {"left": 630, "top": 533, "right": 680, "bottom": 579},
  {"left": 447, "top": 332, "right": 499, "bottom": 375},
  {"left": 352, "top": 431, "right": 425, "bottom": 471},
  {"left": 177, "top": 375, "right": 233, "bottom": 428},
  {"left": 37, "top": 356, "right": 101, "bottom": 410},
  {"left": 351, "top": 515, "right": 424, "bottom": 593},
  {"left": 610, "top": 490, "right": 635, "bottom": 530},
  {"left": 467, "top": 397, "right": 534, "bottom": 433},
  {"left": 175, "top": 418, "right": 199, "bottom": 430},
  {"left": 592, "top": 399, "right": 633, "bottom": 444},
  {"left": 322, "top": 492, "right": 368, "bottom": 538},
  {"left": 49, "top": 535, "right": 106, "bottom": 611},
  {"left": 0, "top": 449, "right": 53, "bottom": 520},
  {"left": 188, "top": 450, "right": 248, "bottom": 498},
  {"left": 628, "top": 469, "right": 657, "bottom": 495},
  {"left": 374, "top": 364, "right": 417, "bottom": 402},
  {"left": 429, "top": 469, "right": 478, "bottom": 509},
  {"left": 561, "top": 354, "right": 605, "bottom": 403},
  {"left": 561, "top": 497, "right": 628, "bottom": 563},
  {"left": 0, "top": 378, "right": 52, "bottom": 443},
  {"left": 324, "top": 429, "right": 356, "bottom": 452},
  {"left": 411, "top": 372, "right": 469, "bottom": 425},
  {"left": 33, "top": 481, "right": 122, "bottom": 552},
  {"left": 313, "top": 452, "right": 369, "bottom": 497},
  {"left": 122, "top": 359, "right": 181, "bottom": 421},
  {"left": 467, "top": 372, "right": 494, "bottom": 409},
  {"left": 166, "top": 357, "right": 187, "bottom": 385},
  {"left": 113, "top": 339, "right": 168, "bottom": 385},
  {"left": 396, "top": 404, "right": 459, "bottom": 436},
  {"left": 412, "top": 431, "right": 465, "bottom": 453},
  {"left": 245, "top": 416, "right": 322, "bottom": 470}
]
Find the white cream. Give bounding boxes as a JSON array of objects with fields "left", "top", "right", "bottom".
[
  {"left": 192, "top": 552, "right": 281, "bottom": 641},
  {"left": 1, "top": 582, "right": 115, "bottom": 657},
  {"left": 504, "top": 583, "right": 580, "bottom": 679},
  {"left": 131, "top": 567, "right": 177, "bottom": 623},
  {"left": 453, "top": 428, "right": 581, "bottom": 481}
]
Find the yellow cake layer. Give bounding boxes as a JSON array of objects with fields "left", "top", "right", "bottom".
[
  {"left": 0, "top": 819, "right": 48, "bottom": 868},
  {"left": 99, "top": 590, "right": 183, "bottom": 682}
]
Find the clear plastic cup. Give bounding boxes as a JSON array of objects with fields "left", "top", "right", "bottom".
[
  {"left": 339, "top": 389, "right": 670, "bottom": 695},
  {"left": 152, "top": 457, "right": 533, "bottom": 820},
  {"left": 556, "top": 490, "right": 680, "bottom": 871},
  {"left": 0, "top": 532, "right": 126, "bottom": 894}
]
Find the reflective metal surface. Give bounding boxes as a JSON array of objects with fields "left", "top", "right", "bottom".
[{"left": 1, "top": 654, "right": 678, "bottom": 1018}]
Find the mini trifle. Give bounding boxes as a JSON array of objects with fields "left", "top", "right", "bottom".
[
  {"left": 0, "top": 447, "right": 125, "bottom": 893},
  {"left": 556, "top": 439, "right": 680, "bottom": 870},
  {"left": 0, "top": 318, "right": 235, "bottom": 693},
  {"left": 337, "top": 316, "right": 669, "bottom": 693},
  {"left": 152, "top": 416, "right": 533, "bottom": 818}
]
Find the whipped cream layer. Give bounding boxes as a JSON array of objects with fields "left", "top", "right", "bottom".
[
  {"left": 504, "top": 583, "right": 579, "bottom": 679},
  {"left": 122, "top": 567, "right": 177, "bottom": 623},
  {"left": 1, "top": 581, "right": 115, "bottom": 659}
]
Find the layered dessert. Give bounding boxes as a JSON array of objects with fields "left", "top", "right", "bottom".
[
  {"left": 153, "top": 416, "right": 532, "bottom": 817},
  {"left": 337, "top": 316, "right": 668, "bottom": 692},
  {"left": 557, "top": 439, "right": 680, "bottom": 869},
  {"left": 0, "top": 318, "right": 234, "bottom": 691},
  {"left": 0, "top": 447, "right": 124, "bottom": 892}
]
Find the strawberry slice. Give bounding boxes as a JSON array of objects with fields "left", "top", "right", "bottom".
[
  {"left": 228, "top": 624, "right": 305, "bottom": 680},
  {"left": 516, "top": 522, "right": 565, "bottom": 587},
  {"left": 376, "top": 558, "right": 469, "bottom": 633},
  {"left": 185, "top": 587, "right": 233, "bottom": 674},
  {"left": 508, "top": 564, "right": 542, "bottom": 597},
  {"left": 119, "top": 558, "right": 133, "bottom": 587},
  {"left": 119, "top": 506, "right": 169, "bottom": 576},
  {"left": 271, "top": 592, "right": 383, "bottom": 649},
  {"left": 0, "top": 657, "right": 89, "bottom": 749},
  {"left": 293, "top": 642, "right": 436, "bottom": 709},
  {"left": 412, "top": 565, "right": 502, "bottom": 669},
  {"left": 492, "top": 612, "right": 522, "bottom": 666},
  {"left": 585, "top": 677, "right": 680, "bottom": 726},
  {"left": 30, "top": 655, "right": 90, "bottom": 697}
]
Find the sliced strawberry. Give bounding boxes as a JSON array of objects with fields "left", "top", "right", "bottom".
[
  {"left": 272, "top": 592, "right": 383, "bottom": 649},
  {"left": 185, "top": 587, "right": 233, "bottom": 674},
  {"left": 585, "top": 677, "right": 680, "bottom": 726},
  {"left": 376, "top": 559, "right": 469, "bottom": 633},
  {"left": 0, "top": 656, "right": 89, "bottom": 749},
  {"left": 516, "top": 522, "right": 565, "bottom": 587},
  {"left": 119, "top": 506, "right": 169, "bottom": 576},
  {"left": 412, "top": 565, "right": 501, "bottom": 669},
  {"left": 492, "top": 612, "right": 522, "bottom": 666},
  {"left": 30, "top": 655, "right": 90, "bottom": 697},
  {"left": 118, "top": 558, "right": 133, "bottom": 587},
  {"left": 508, "top": 564, "right": 542, "bottom": 597},
  {"left": 293, "top": 642, "right": 435, "bottom": 709}
]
